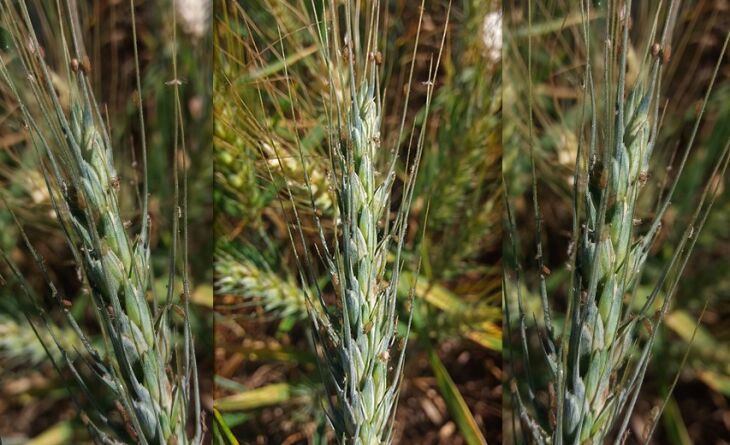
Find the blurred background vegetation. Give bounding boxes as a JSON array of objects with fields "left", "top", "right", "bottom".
[
  {"left": 213, "top": 0, "right": 501, "bottom": 443},
  {"left": 503, "top": 1, "right": 730, "bottom": 443},
  {"left": 0, "top": 1, "right": 213, "bottom": 443}
]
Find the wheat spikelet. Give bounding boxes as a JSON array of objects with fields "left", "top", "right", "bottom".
[
  {"left": 0, "top": 314, "right": 77, "bottom": 370},
  {"left": 215, "top": 248, "right": 306, "bottom": 319}
]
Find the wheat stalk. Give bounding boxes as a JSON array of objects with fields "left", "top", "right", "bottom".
[
  {"left": 0, "top": 1, "right": 201, "bottom": 443},
  {"left": 507, "top": 1, "right": 730, "bottom": 444},
  {"left": 267, "top": 1, "right": 448, "bottom": 443}
]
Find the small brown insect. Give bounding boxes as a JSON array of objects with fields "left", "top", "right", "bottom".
[
  {"left": 548, "top": 381, "right": 556, "bottom": 400},
  {"left": 110, "top": 176, "right": 121, "bottom": 191},
  {"left": 541, "top": 264, "right": 552, "bottom": 276},
  {"left": 662, "top": 46, "right": 672, "bottom": 64},
  {"left": 173, "top": 305, "right": 186, "bottom": 318},
  {"left": 71, "top": 58, "right": 80, "bottom": 73},
  {"left": 116, "top": 400, "right": 138, "bottom": 441},
  {"left": 599, "top": 168, "right": 609, "bottom": 189},
  {"left": 62, "top": 299, "right": 73, "bottom": 308},
  {"left": 76, "top": 193, "right": 87, "bottom": 210},
  {"left": 548, "top": 382, "right": 557, "bottom": 428},
  {"left": 642, "top": 318, "right": 653, "bottom": 335},
  {"left": 115, "top": 400, "right": 128, "bottom": 422},
  {"left": 374, "top": 51, "right": 383, "bottom": 66},
  {"left": 81, "top": 55, "right": 91, "bottom": 74},
  {"left": 378, "top": 350, "right": 390, "bottom": 362}
]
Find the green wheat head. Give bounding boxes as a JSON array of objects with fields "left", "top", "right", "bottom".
[
  {"left": 508, "top": 1, "right": 730, "bottom": 443},
  {"left": 281, "top": 1, "right": 443, "bottom": 443},
  {"left": 0, "top": 313, "right": 77, "bottom": 370},
  {"left": 215, "top": 246, "right": 306, "bottom": 319},
  {"left": 0, "top": 1, "right": 201, "bottom": 443}
]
